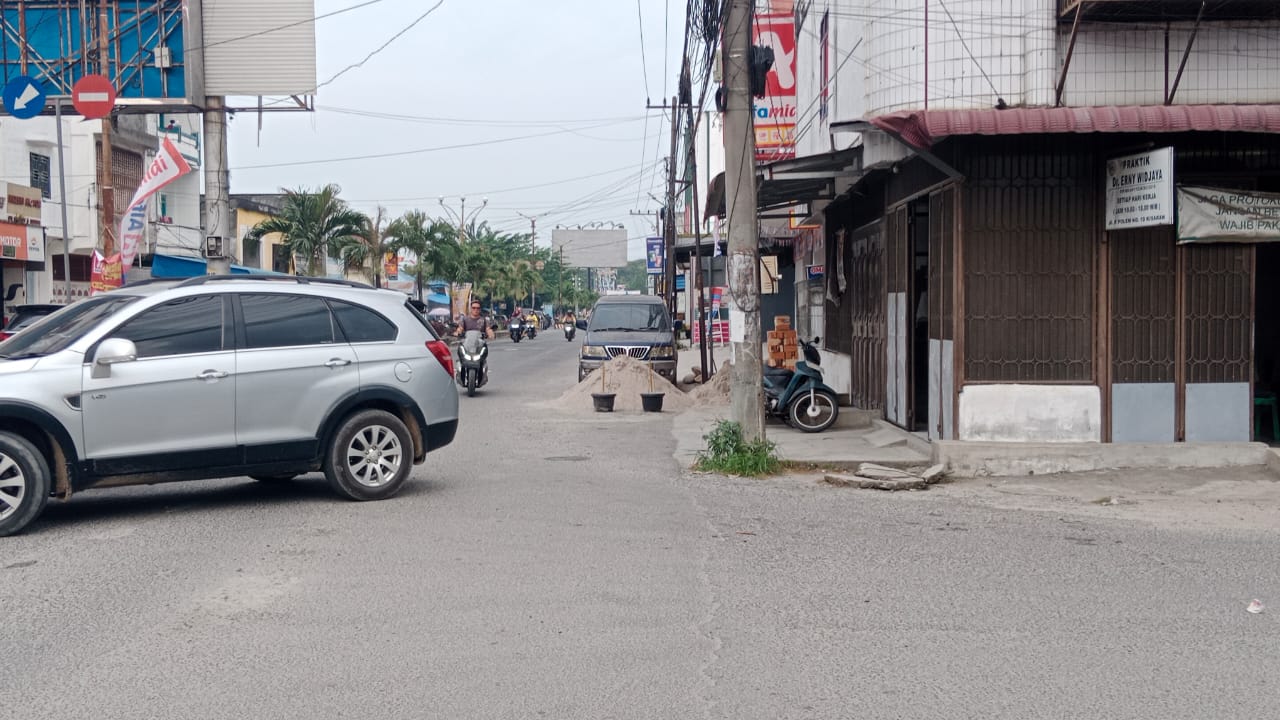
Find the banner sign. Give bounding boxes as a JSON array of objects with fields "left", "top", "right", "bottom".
[
  {"left": 646, "top": 237, "right": 664, "bottom": 274},
  {"left": 1177, "top": 185, "right": 1280, "bottom": 243},
  {"left": 1105, "top": 147, "right": 1174, "bottom": 231},
  {"left": 753, "top": 13, "right": 797, "bottom": 163},
  {"left": 0, "top": 222, "right": 43, "bottom": 262},
  {"left": 90, "top": 251, "right": 123, "bottom": 294},
  {"left": 117, "top": 137, "right": 194, "bottom": 274},
  {"left": 383, "top": 251, "right": 399, "bottom": 278}
]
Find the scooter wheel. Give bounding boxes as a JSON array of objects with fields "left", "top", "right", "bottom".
[{"left": 787, "top": 391, "right": 838, "bottom": 433}]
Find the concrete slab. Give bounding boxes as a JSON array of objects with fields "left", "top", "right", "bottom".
[
  {"left": 864, "top": 428, "right": 907, "bottom": 448},
  {"left": 935, "top": 440, "right": 1276, "bottom": 478}
]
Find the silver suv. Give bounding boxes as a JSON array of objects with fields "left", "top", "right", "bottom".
[{"left": 0, "top": 275, "right": 460, "bottom": 536}]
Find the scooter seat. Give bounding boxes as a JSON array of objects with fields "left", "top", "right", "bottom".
[{"left": 764, "top": 366, "right": 794, "bottom": 380}]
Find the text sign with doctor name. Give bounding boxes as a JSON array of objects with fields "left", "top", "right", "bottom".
[{"left": 1105, "top": 147, "right": 1174, "bottom": 230}]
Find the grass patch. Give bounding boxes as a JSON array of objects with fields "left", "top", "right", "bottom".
[{"left": 694, "top": 420, "right": 781, "bottom": 477}]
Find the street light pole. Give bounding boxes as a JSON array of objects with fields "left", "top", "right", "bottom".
[{"left": 438, "top": 196, "right": 488, "bottom": 309}]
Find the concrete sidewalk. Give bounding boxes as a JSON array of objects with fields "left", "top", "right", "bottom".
[{"left": 672, "top": 406, "right": 932, "bottom": 470}]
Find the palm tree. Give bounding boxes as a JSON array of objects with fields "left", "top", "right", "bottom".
[
  {"left": 334, "top": 205, "right": 389, "bottom": 287},
  {"left": 245, "top": 184, "right": 366, "bottom": 276},
  {"left": 386, "top": 210, "right": 458, "bottom": 302}
]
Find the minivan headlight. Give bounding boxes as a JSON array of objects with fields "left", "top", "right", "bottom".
[
  {"left": 650, "top": 345, "right": 675, "bottom": 359},
  {"left": 581, "top": 345, "right": 608, "bottom": 359}
]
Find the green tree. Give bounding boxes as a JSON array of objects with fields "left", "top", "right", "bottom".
[
  {"left": 386, "top": 210, "right": 458, "bottom": 301},
  {"left": 245, "top": 184, "right": 366, "bottom": 276},
  {"left": 333, "top": 205, "right": 392, "bottom": 286}
]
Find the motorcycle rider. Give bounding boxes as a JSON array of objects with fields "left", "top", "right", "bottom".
[{"left": 456, "top": 301, "right": 495, "bottom": 340}]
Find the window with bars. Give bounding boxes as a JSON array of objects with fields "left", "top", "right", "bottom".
[{"left": 29, "top": 153, "right": 51, "bottom": 199}]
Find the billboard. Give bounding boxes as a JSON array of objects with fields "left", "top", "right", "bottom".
[
  {"left": 552, "top": 228, "right": 628, "bottom": 269},
  {"left": 646, "top": 237, "right": 664, "bottom": 274},
  {"left": 202, "top": 0, "right": 318, "bottom": 96},
  {"left": 0, "top": 0, "right": 319, "bottom": 113},
  {"left": 0, "top": 1, "right": 196, "bottom": 107},
  {"left": 753, "top": 13, "right": 797, "bottom": 163}
]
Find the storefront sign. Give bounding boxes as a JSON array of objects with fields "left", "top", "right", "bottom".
[
  {"left": 753, "top": 13, "right": 797, "bottom": 163},
  {"left": 1105, "top": 147, "right": 1174, "bottom": 230},
  {"left": 1177, "top": 186, "right": 1280, "bottom": 243},
  {"left": 0, "top": 222, "right": 42, "bottom": 262},
  {"left": 807, "top": 264, "right": 824, "bottom": 280},
  {"left": 0, "top": 182, "right": 42, "bottom": 226}
]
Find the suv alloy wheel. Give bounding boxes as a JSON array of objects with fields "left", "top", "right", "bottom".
[
  {"left": 0, "top": 432, "right": 51, "bottom": 537},
  {"left": 324, "top": 409, "right": 414, "bottom": 501}
]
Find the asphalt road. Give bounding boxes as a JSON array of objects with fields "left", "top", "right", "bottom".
[{"left": 3, "top": 333, "right": 1277, "bottom": 719}]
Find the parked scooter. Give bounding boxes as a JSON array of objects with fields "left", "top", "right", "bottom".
[
  {"left": 762, "top": 336, "right": 839, "bottom": 432},
  {"left": 456, "top": 330, "right": 489, "bottom": 397}
]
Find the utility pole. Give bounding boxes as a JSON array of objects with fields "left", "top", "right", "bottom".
[
  {"left": 724, "top": 0, "right": 765, "bottom": 441},
  {"left": 97, "top": 6, "right": 115, "bottom": 262},
  {"left": 204, "top": 96, "right": 232, "bottom": 275},
  {"left": 665, "top": 94, "right": 679, "bottom": 317}
]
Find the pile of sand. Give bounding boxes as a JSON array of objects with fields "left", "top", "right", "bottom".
[
  {"left": 688, "top": 361, "right": 734, "bottom": 405},
  {"left": 551, "top": 355, "right": 695, "bottom": 413}
]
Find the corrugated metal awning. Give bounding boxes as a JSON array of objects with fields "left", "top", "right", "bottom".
[{"left": 870, "top": 105, "right": 1280, "bottom": 149}]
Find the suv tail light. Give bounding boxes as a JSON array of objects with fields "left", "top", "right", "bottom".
[
  {"left": 0, "top": 331, "right": 11, "bottom": 342},
  {"left": 426, "top": 339, "right": 454, "bottom": 377}
]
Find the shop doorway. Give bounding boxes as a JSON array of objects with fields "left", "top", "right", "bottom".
[
  {"left": 1255, "top": 244, "right": 1280, "bottom": 443},
  {"left": 908, "top": 199, "right": 930, "bottom": 432}
]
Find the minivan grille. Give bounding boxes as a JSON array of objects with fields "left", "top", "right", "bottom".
[{"left": 606, "top": 346, "right": 650, "bottom": 360}]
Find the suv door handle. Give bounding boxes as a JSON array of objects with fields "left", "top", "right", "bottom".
[
  {"left": 324, "top": 358, "right": 352, "bottom": 368},
  {"left": 197, "top": 370, "right": 229, "bottom": 380}
]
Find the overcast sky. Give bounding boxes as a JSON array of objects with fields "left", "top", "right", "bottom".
[{"left": 225, "top": 0, "right": 682, "bottom": 260}]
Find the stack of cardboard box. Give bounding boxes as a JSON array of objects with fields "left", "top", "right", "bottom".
[{"left": 767, "top": 316, "right": 798, "bottom": 369}]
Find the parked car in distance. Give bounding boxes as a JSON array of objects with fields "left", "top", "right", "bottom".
[
  {"left": 0, "top": 303, "right": 62, "bottom": 342},
  {"left": 0, "top": 275, "right": 460, "bottom": 537},
  {"left": 577, "top": 295, "right": 677, "bottom": 382}
]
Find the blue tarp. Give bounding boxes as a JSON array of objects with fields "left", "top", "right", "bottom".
[
  {"left": 425, "top": 292, "right": 450, "bottom": 305},
  {"left": 149, "top": 254, "right": 288, "bottom": 278}
]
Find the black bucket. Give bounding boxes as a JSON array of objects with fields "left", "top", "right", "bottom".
[
  {"left": 591, "top": 393, "right": 616, "bottom": 412},
  {"left": 640, "top": 392, "right": 665, "bottom": 413}
]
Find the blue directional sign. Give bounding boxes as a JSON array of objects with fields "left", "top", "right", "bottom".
[{"left": 2, "top": 75, "right": 46, "bottom": 119}]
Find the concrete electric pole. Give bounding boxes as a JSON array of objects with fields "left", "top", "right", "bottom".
[
  {"left": 723, "top": 0, "right": 765, "bottom": 442},
  {"left": 204, "top": 96, "right": 232, "bottom": 275},
  {"left": 665, "top": 94, "right": 679, "bottom": 318}
]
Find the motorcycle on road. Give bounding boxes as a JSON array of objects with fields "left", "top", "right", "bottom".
[{"left": 456, "top": 330, "right": 489, "bottom": 397}]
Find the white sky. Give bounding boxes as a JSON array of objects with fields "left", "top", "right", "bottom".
[{"left": 225, "top": 0, "right": 684, "bottom": 260}]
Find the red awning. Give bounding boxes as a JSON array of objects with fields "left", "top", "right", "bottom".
[{"left": 870, "top": 105, "right": 1280, "bottom": 149}]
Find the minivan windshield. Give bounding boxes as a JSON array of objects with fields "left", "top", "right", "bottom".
[
  {"left": 589, "top": 302, "right": 670, "bottom": 332},
  {"left": 0, "top": 295, "right": 142, "bottom": 359}
]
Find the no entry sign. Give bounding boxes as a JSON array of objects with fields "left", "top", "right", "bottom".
[{"left": 72, "top": 74, "right": 117, "bottom": 119}]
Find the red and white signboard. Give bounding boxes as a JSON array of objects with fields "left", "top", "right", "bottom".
[
  {"left": 753, "top": 13, "right": 797, "bottom": 164},
  {"left": 72, "top": 74, "right": 117, "bottom": 119}
]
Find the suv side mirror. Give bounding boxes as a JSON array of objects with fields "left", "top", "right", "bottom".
[{"left": 91, "top": 338, "right": 138, "bottom": 378}]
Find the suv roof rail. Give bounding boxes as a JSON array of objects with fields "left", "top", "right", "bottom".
[
  {"left": 120, "top": 278, "right": 183, "bottom": 288},
  {"left": 175, "top": 274, "right": 375, "bottom": 290}
]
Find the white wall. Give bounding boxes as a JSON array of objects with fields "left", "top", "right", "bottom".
[
  {"left": 958, "top": 384, "right": 1102, "bottom": 442},
  {"left": 794, "top": 0, "right": 1280, "bottom": 121}
]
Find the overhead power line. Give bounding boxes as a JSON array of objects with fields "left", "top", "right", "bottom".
[{"left": 230, "top": 117, "right": 647, "bottom": 170}]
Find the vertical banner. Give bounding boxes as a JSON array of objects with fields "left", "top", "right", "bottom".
[
  {"left": 383, "top": 251, "right": 400, "bottom": 278},
  {"left": 646, "top": 237, "right": 665, "bottom": 274},
  {"left": 753, "top": 13, "right": 797, "bottom": 163},
  {"left": 96, "top": 137, "right": 194, "bottom": 293}
]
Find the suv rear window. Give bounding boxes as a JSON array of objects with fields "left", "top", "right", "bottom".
[
  {"left": 330, "top": 300, "right": 397, "bottom": 343},
  {"left": 240, "top": 294, "right": 337, "bottom": 348}
]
